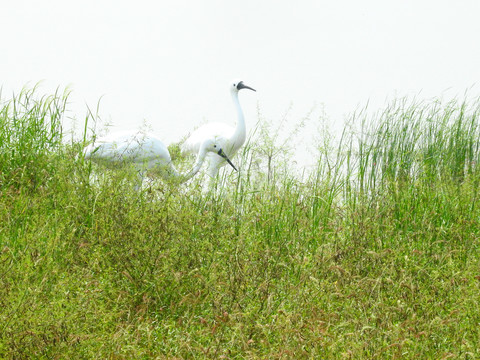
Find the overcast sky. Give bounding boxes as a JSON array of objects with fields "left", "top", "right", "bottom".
[{"left": 2, "top": 1, "right": 480, "bottom": 165}]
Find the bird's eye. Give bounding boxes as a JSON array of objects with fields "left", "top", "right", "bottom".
[{"left": 214, "top": 145, "right": 217, "bottom": 148}]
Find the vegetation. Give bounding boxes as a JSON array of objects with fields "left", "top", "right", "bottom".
[{"left": 1, "top": 88, "right": 479, "bottom": 359}]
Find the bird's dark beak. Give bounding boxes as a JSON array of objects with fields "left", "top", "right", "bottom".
[
  {"left": 237, "top": 81, "right": 256, "bottom": 92},
  {"left": 217, "top": 148, "right": 238, "bottom": 171}
]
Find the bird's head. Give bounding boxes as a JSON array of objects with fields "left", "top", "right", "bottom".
[
  {"left": 230, "top": 79, "right": 256, "bottom": 93},
  {"left": 201, "top": 139, "right": 238, "bottom": 171}
]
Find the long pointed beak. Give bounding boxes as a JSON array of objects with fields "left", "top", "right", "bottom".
[
  {"left": 237, "top": 82, "right": 256, "bottom": 92},
  {"left": 217, "top": 148, "right": 238, "bottom": 171}
]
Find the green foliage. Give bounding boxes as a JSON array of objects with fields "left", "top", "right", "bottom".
[
  {"left": 1, "top": 89, "right": 480, "bottom": 358},
  {"left": 0, "top": 85, "right": 68, "bottom": 191}
]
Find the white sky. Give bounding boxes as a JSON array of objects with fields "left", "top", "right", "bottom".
[{"left": 1, "top": 0, "right": 480, "bottom": 165}]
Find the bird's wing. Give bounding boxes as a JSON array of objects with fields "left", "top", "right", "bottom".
[
  {"left": 85, "top": 132, "right": 171, "bottom": 163},
  {"left": 181, "top": 122, "right": 234, "bottom": 154}
]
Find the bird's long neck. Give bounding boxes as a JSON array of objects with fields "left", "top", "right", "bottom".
[
  {"left": 231, "top": 92, "right": 246, "bottom": 149},
  {"left": 175, "top": 147, "right": 207, "bottom": 183}
]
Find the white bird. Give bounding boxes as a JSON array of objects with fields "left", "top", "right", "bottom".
[
  {"left": 83, "top": 130, "right": 237, "bottom": 187},
  {"left": 181, "top": 79, "right": 256, "bottom": 178}
]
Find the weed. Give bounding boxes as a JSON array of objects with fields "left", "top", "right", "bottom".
[{"left": 1, "top": 88, "right": 479, "bottom": 358}]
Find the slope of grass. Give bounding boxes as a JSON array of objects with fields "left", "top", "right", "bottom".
[{"left": 1, "top": 89, "right": 479, "bottom": 358}]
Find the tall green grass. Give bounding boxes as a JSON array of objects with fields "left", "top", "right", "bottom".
[
  {"left": 1, "top": 88, "right": 479, "bottom": 358},
  {"left": 0, "top": 86, "right": 68, "bottom": 191}
]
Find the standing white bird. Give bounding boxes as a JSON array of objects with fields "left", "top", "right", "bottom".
[
  {"left": 83, "top": 130, "right": 237, "bottom": 187},
  {"left": 181, "top": 79, "right": 256, "bottom": 178}
]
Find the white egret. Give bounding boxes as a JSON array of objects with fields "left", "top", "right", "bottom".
[
  {"left": 181, "top": 79, "right": 255, "bottom": 178},
  {"left": 83, "top": 130, "right": 237, "bottom": 187}
]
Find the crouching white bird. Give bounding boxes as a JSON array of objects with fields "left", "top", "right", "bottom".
[
  {"left": 83, "top": 130, "right": 237, "bottom": 187},
  {"left": 181, "top": 79, "right": 256, "bottom": 178}
]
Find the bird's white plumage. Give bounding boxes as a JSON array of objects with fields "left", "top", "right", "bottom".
[
  {"left": 84, "top": 131, "right": 171, "bottom": 165},
  {"left": 84, "top": 130, "right": 235, "bottom": 186},
  {"left": 182, "top": 123, "right": 234, "bottom": 154},
  {"left": 181, "top": 79, "right": 255, "bottom": 178}
]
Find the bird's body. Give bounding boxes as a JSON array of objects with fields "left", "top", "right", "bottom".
[
  {"left": 84, "top": 130, "right": 236, "bottom": 187},
  {"left": 182, "top": 79, "right": 255, "bottom": 178}
]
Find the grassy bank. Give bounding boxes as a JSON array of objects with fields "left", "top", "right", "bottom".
[{"left": 1, "top": 89, "right": 479, "bottom": 358}]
